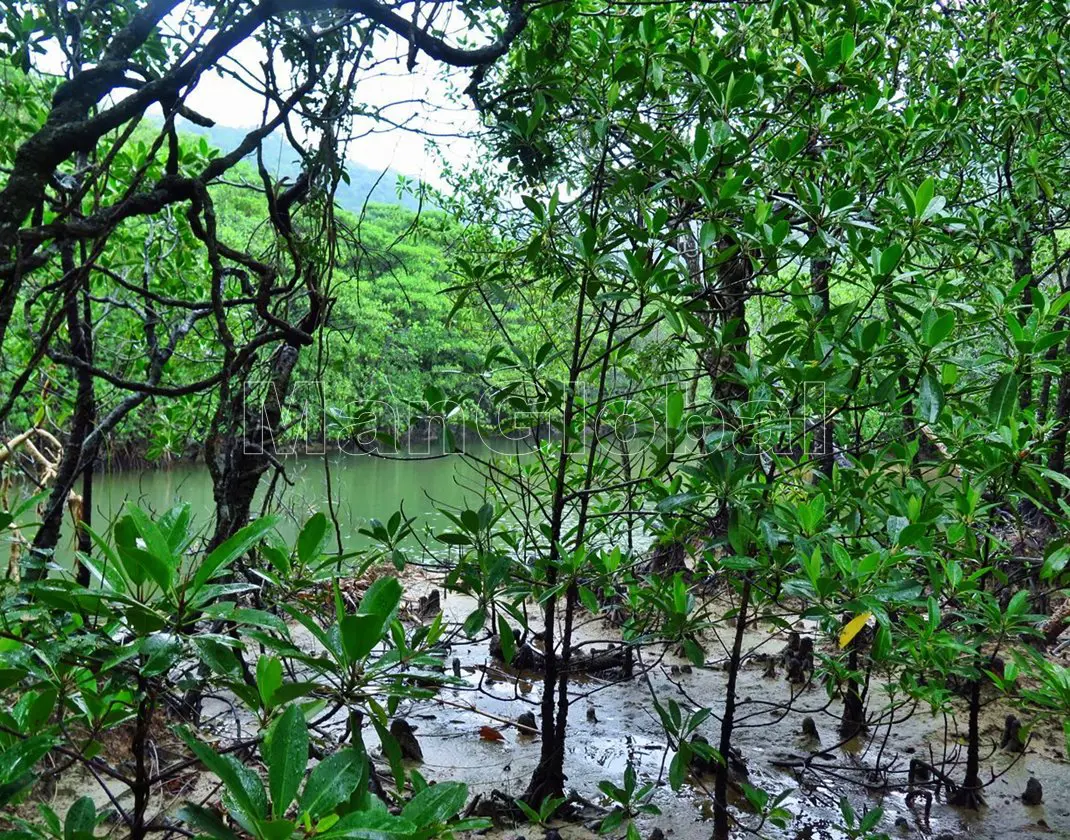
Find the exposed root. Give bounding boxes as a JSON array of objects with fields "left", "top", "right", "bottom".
[
  {"left": 948, "top": 785, "right": 985, "bottom": 810},
  {"left": 1042, "top": 598, "right": 1070, "bottom": 646}
]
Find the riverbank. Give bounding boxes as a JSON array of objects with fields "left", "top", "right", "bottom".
[{"left": 79, "top": 422, "right": 518, "bottom": 472}]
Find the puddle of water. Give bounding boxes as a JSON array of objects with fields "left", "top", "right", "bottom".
[{"left": 377, "top": 581, "right": 1070, "bottom": 840}]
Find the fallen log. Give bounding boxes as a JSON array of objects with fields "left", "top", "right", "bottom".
[{"left": 489, "top": 635, "right": 631, "bottom": 674}]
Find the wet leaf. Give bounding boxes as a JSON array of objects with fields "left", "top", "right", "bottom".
[
  {"left": 838, "top": 612, "right": 872, "bottom": 649},
  {"left": 478, "top": 726, "right": 505, "bottom": 742}
]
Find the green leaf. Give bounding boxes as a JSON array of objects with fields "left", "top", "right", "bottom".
[
  {"left": 192, "top": 516, "right": 278, "bottom": 597},
  {"left": 917, "top": 371, "right": 943, "bottom": 424},
  {"left": 340, "top": 614, "right": 383, "bottom": 664},
  {"left": 318, "top": 809, "right": 416, "bottom": 840},
  {"left": 125, "top": 506, "right": 176, "bottom": 589},
  {"left": 924, "top": 310, "right": 955, "bottom": 347},
  {"left": 515, "top": 800, "right": 541, "bottom": 824},
  {"left": 668, "top": 750, "right": 687, "bottom": 791},
  {"left": 401, "top": 782, "right": 468, "bottom": 826},
  {"left": 142, "top": 633, "right": 182, "bottom": 677},
  {"left": 38, "top": 803, "right": 62, "bottom": 836},
  {"left": 914, "top": 177, "right": 935, "bottom": 218},
  {"left": 371, "top": 716, "right": 405, "bottom": 790},
  {"left": 300, "top": 749, "right": 366, "bottom": 821},
  {"left": 114, "top": 514, "right": 171, "bottom": 592},
  {"left": 178, "top": 805, "right": 239, "bottom": 840},
  {"left": 1034, "top": 330, "right": 1069, "bottom": 355},
  {"left": 1041, "top": 470, "right": 1070, "bottom": 495},
  {"left": 0, "top": 734, "right": 55, "bottom": 785},
  {"left": 435, "top": 532, "right": 472, "bottom": 546},
  {"left": 656, "top": 492, "right": 702, "bottom": 512},
  {"left": 521, "top": 194, "right": 544, "bottom": 219},
  {"left": 359, "top": 577, "right": 402, "bottom": 625},
  {"left": 872, "top": 624, "right": 891, "bottom": 660},
  {"left": 666, "top": 389, "right": 684, "bottom": 429},
  {"left": 194, "top": 637, "right": 241, "bottom": 676},
  {"left": 829, "top": 188, "right": 854, "bottom": 212},
  {"left": 600, "top": 809, "right": 624, "bottom": 834},
  {"left": 297, "top": 513, "right": 329, "bottom": 566},
  {"left": 63, "top": 798, "right": 96, "bottom": 840},
  {"left": 861, "top": 320, "right": 881, "bottom": 351},
  {"left": 1005, "top": 589, "right": 1029, "bottom": 619},
  {"left": 879, "top": 243, "right": 903, "bottom": 275},
  {"left": 257, "top": 656, "right": 284, "bottom": 708},
  {"left": 257, "top": 820, "right": 295, "bottom": 840},
  {"left": 160, "top": 504, "right": 192, "bottom": 552},
  {"left": 719, "top": 174, "right": 746, "bottom": 200},
  {"left": 177, "top": 727, "right": 267, "bottom": 824},
  {"left": 682, "top": 638, "right": 705, "bottom": 667},
  {"left": 268, "top": 705, "right": 308, "bottom": 818},
  {"left": 988, "top": 373, "right": 1019, "bottom": 427},
  {"left": 496, "top": 614, "right": 516, "bottom": 666},
  {"left": 840, "top": 30, "right": 856, "bottom": 62},
  {"left": 19, "top": 688, "right": 57, "bottom": 732}
]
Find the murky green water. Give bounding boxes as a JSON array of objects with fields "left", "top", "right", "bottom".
[{"left": 80, "top": 447, "right": 491, "bottom": 554}]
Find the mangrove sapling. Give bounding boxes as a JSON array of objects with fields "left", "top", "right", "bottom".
[
  {"left": 3, "top": 797, "right": 115, "bottom": 840},
  {"left": 442, "top": 189, "right": 690, "bottom": 806},
  {"left": 178, "top": 703, "right": 491, "bottom": 840},
  {"left": 0, "top": 504, "right": 280, "bottom": 833},
  {"left": 943, "top": 589, "right": 1043, "bottom": 810},
  {"left": 839, "top": 637, "right": 868, "bottom": 740},
  {"left": 1, "top": 503, "right": 447, "bottom": 838},
  {"left": 597, "top": 760, "right": 661, "bottom": 837}
]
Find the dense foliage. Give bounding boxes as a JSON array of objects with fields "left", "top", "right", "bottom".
[{"left": 2, "top": 1, "right": 1070, "bottom": 839}]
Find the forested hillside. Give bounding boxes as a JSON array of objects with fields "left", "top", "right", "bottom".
[
  {"left": 175, "top": 121, "right": 423, "bottom": 213},
  {"left": 0, "top": 109, "right": 508, "bottom": 459}
]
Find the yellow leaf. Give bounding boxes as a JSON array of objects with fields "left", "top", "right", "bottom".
[{"left": 839, "top": 612, "right": 872, "bottom": 649}]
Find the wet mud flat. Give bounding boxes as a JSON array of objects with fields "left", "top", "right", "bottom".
[
  {"left": 376, "top": 581, "right": 1070, "bottom": 840},
  {"left": 16, "top": 577, "right": 1070, "bottom": 840}
]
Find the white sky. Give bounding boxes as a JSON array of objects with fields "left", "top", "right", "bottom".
[
  {"left": 184, "top": 32, "right": 481, "bottom": 186},
  {"left": 39, "top": 5, "right": 486, "bottom": 187}
]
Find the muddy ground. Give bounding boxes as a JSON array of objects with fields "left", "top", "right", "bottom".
[
  {"left": 23, "top": 575, "right": 1070, "bottom": 840},
  {"left": 369, "top": 581, "right": 1070, "bottom": 840}
]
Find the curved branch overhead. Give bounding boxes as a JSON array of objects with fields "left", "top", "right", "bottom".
[{"left": 0, "top": 0, "right": 531, "bottom": 352}]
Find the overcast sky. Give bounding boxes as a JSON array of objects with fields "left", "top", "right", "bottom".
[
  {"left": 165, "top": 6, "right": 486, "bottom": 189},
  {"left": 184, "top": 36, "right": 481, "bottom": 186},
  {"left": 41, "top": 7, "right": 485, "bottom": 187}
]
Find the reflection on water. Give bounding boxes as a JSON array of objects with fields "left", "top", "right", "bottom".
[{"left": 83, "top": 447, "right": 492, "bottom": 553}]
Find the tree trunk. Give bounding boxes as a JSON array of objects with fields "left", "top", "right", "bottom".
[
  {"left": 76, "top": 461, "right": 94, "bottom": 586},
  {"left": 713, "top": 577, "right": 750, "bottom": 840},
  {"left": 811, "top": 253, "right": 833, "bottom": 479},
  {"left": 206, "top": 344, "right": 300, "bottom": 550},
  {"left": 75, "top": 285, "right": 95, "bottom": 586},
  {"left": 1015, "top": 237, "right": 1035, "bottom": 410},
  {"left": 950, "top": 679, "right": 985, "bottom": 809},
  {"left": 524, "top": 589, "right": 566, "bottom": 805},
  {"left": 27, "top": 273, "right": 94, "bottom": 578},
  {"left": 1049, "top": 348, "right": 1070, "bottom": 488},
  {"left": 130, "top": 672, "right": 155, "bottom": 840},
  {"left": 706, "top": 243, "right": 751, "bottom": 408}
]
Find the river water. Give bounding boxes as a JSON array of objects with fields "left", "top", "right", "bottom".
[{"left": 80, "top": 448, "right": 488, "bottom": 554}]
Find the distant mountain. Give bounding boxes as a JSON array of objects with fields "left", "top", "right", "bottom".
[{"left": 178, "top": 120, "right": 421, "bottom": 213}]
